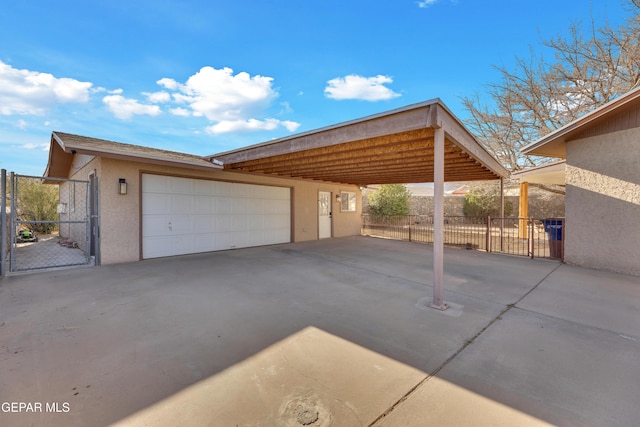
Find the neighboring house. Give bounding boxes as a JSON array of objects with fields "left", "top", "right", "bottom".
[
  {"left": 42, "top": 100, "right": 508, "bottom": 266},
  {"left": 521, "top": 86, "right": 640, "bottom": 275}
]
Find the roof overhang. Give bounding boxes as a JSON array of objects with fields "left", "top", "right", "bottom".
[
  {"left": 44, "top": 132, "right": 223, "bottom": 179},
  {"left": 521, "top": 86, "right": 640, "bottom": 158},
  {"left": 511, "top": 160, "right": 566, "bottom": 185},
  {"left": 211, "top": 100, "right": 509, "bottom": 185}
]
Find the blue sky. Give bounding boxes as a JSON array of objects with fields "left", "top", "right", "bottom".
[{"left": 0, "top": 0, "right": 630, "bottom": 175}]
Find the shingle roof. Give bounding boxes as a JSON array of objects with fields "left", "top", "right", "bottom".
[{"left": 44, "top": 132, "right": 222, "bottom": 178}]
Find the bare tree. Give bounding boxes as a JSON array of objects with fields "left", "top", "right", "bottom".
[{"left": 463, "top": 1, "right": 640, "bottom": 171}]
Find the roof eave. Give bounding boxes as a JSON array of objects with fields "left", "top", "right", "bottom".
[{"left": 521, "top": 86, "right": 640, "bottom": 157}]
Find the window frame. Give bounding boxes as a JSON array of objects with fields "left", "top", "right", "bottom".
[{"left": 340, "top": 191, "right": 357, "bottom": 212}]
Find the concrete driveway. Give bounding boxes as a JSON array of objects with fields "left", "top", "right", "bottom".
[{"left": 1, "top": 236, "right": 638, "bottom": 426}]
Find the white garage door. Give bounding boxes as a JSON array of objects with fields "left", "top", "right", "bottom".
[{"left": 142, "top": 174, "right": 291, "bottom": 259}]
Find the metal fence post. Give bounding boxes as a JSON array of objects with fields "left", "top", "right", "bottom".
[
  {"left": 1, "top": 169, "right": 6, "bottom": 277},
  {"left": 529, "top": 217, "right": 534, "bottom": 259},
  {"left": 486, "top": 216, "right": 491, "bottom": 253},
  {"left": 9, "top": 172, "right": 15, "bottom": 272}
]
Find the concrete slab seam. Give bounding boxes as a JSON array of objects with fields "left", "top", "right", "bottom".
[
  {"left": 368, "top": 262, "right": 563, "bottom": 426},
  {"left": 512, "top": 305, "right": 640, "bottom": 341}
]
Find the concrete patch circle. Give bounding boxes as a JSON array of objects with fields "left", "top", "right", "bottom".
[{"left": 279, "top": 389, "right": 332, "bottom": 427}]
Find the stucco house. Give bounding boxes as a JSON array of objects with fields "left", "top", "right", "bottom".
[
  {"left": 41, "top": 99, "right": 508, "bottom": 294},
  {"left": 521, "top": 86, "right": 640, "bottom": 275}
]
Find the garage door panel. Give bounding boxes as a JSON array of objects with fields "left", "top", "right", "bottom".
[
  {"left": 271, "top": 214, "right": 291, "bottom": 229},
  {"left": 216, "top": 215, "right": 233, "bottom": 231},
  {"left": 172, "top": 194, "right": 195, "bottom": 214},
  {"left": 144, "top": 175, "right": 172, "bottom": 192},
  {"left": 214, "top": 197, "right": 234, "bottom": 214},
  {"left": 195, "top": 196, "right": 214, "bottom": 214},
  {"left": 171, "top": 177, "right": 194, "bottom": 195},
  {"left": 143, "top": 215, "right": 170, "bottom": 235},
  {"left": 232, "top": 198, "right": 249, "bottom": 215},
  {"left": 143, "top": 236, "right": 176, "bottom": 258},
  {"left": 233, "top": 183, "right": 250, "bottom": 197},
  {"left": 163, "top": 217, "right": 193, "bottom": 235},
  {"left": 215, "top": 232, "right": 233, "bottom": 250},
  {"left": 193, "top": 215, "right": 215, "bottom": 233},
  {"left": 194, "top": 179, "right": 215, "bottom": 195},
  {"left": 142, "top": 193, "right": 171, "bottom": 214},
  {"left": 142, "top": 174, "right": 290, "bottom": 259},
  {"left": 193, "top": 233, "right": 216, "bottom": 252},
  {"left": 262, "top": 199, "right": 282, "bottom": 214},
  {"left": 247, "top": 215, "right": 264, "bottom": 230},
  {"left": 214, "top": 181, "right": 233, "bottom": 196}
]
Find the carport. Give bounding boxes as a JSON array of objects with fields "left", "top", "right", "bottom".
[{"left": 212, "top": 99, "right": 509, "bottom": 309}]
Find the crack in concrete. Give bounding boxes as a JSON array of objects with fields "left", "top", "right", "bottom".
[{"left": 368, "top": 262, "right": 563, "bottom": 426}]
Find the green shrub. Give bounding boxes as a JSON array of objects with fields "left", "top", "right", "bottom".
[
  {"left": 17, "top": 178, "right": 59, "bottom": 234},
  {"left": 368, "top": 184, "right": 411, "bottom": 217},
  {"left": 463, "top": 188, "right": 513, "bottom": 218}
]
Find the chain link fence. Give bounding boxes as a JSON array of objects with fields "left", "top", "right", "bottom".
[{"left": 5, "top": 173, "right": 94, "bottom": 272}]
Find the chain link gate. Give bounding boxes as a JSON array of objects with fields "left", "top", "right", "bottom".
[{"left": 1, "top": 171, "right": 98, "bottom": 273}]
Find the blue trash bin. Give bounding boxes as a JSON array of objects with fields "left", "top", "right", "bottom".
[
  {"left": 542, "top": 219, "right": 564, "bottom": 259},
  {"left": 542, "top": 219, "right": 563, "bottom": 240}
]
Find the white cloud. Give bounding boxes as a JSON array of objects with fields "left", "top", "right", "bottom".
[
  {"left": 281, "top": 120, "right": 301, "bottom": 132},
  {"left": 157, "top": 77, "right": 179, "bottom": 90},
  {"left": 155, "top": 66, "right": 300, "bottom": 134},
  {"left": 102, "top": 94, "right": 162, "bottom": 120},
  {"left": 0, "top": 60, "right": 92, "bottom": 115},
  {"left": 170, "top": 107, "right": 191, "bottom": 116},
  {"left": 205, "top": 118, "right": 300, "bottom": 135},
  {"left": 417, "top": 0, "right": 439, "bottom": 7},
  {"left": 279, "top": 101, "right": 293, "bottom": 114},
  {"left": 17, "top": 119, "right": 28, "bottom": 129},
  {"left": 324, "top": 74, "right": 401, "bottom": 101},
  {"left": 418, "top": 0, "right": 458, "bottom": 8},
  {"left": 157, "top": 66, "right": 277, "bottom": 122},
  {"left": 22, "top": 142, "right": 49, "bottom": 151},
  {"left": 144, "top": 91, "right": 171, "bottom": 103}
]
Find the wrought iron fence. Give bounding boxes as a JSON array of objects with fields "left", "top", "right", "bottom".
[{"left": 361, "top": 214, "right": 564, "bottom": 260}]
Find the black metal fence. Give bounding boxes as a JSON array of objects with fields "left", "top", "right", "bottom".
[{"left": 361, "top": 214, "right": 564, "bottom": 260}]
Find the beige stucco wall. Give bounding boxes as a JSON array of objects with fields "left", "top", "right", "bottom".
[
  {"left": 565, "top": 127, "right": 640, "bottom": 275},
  {"left": 72, "top": 157, "right": 361, "bottom": 265}
]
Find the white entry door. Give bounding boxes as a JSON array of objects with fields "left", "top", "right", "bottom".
[
  {"left": 318, "top": 191, "right": 332, "bottom": 239},
  {"left": 142, "top": 174, "right": 291, "bottom": 259}
]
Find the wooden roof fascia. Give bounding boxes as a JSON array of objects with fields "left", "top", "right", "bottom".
[
  {"left": 521, "top": 86, "right": 640, "bottom": 157},
  {"left": 43, "top": 134, "right": 76, "bottom": 179},
  {"left": 212, "top": 102, "right": 439, "bottom": 164},
  {"left": 432, "top": 104, "right": 509, "bottom": 178}
]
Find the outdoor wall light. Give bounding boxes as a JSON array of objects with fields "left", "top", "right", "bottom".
[
  {"left": 118, "top": 178, "right": 127, "bottom": 195},
  {"left": 335, "top": 194, "right": 341, "bottom": 203}
]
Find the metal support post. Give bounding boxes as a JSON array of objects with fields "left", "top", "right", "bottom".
[
  {"left": 431, "top": 126, "right": 447, "bottom": 310},
  {"left": 9, "top": 172, "right": 15, "bottom": 272},
  {"left": 1, "top": 169, "right": 6, "bottom": 277}
]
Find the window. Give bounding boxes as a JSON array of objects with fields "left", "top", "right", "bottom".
[{"left": 340, "top": 191, "right": 356, "bottom": 212}]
